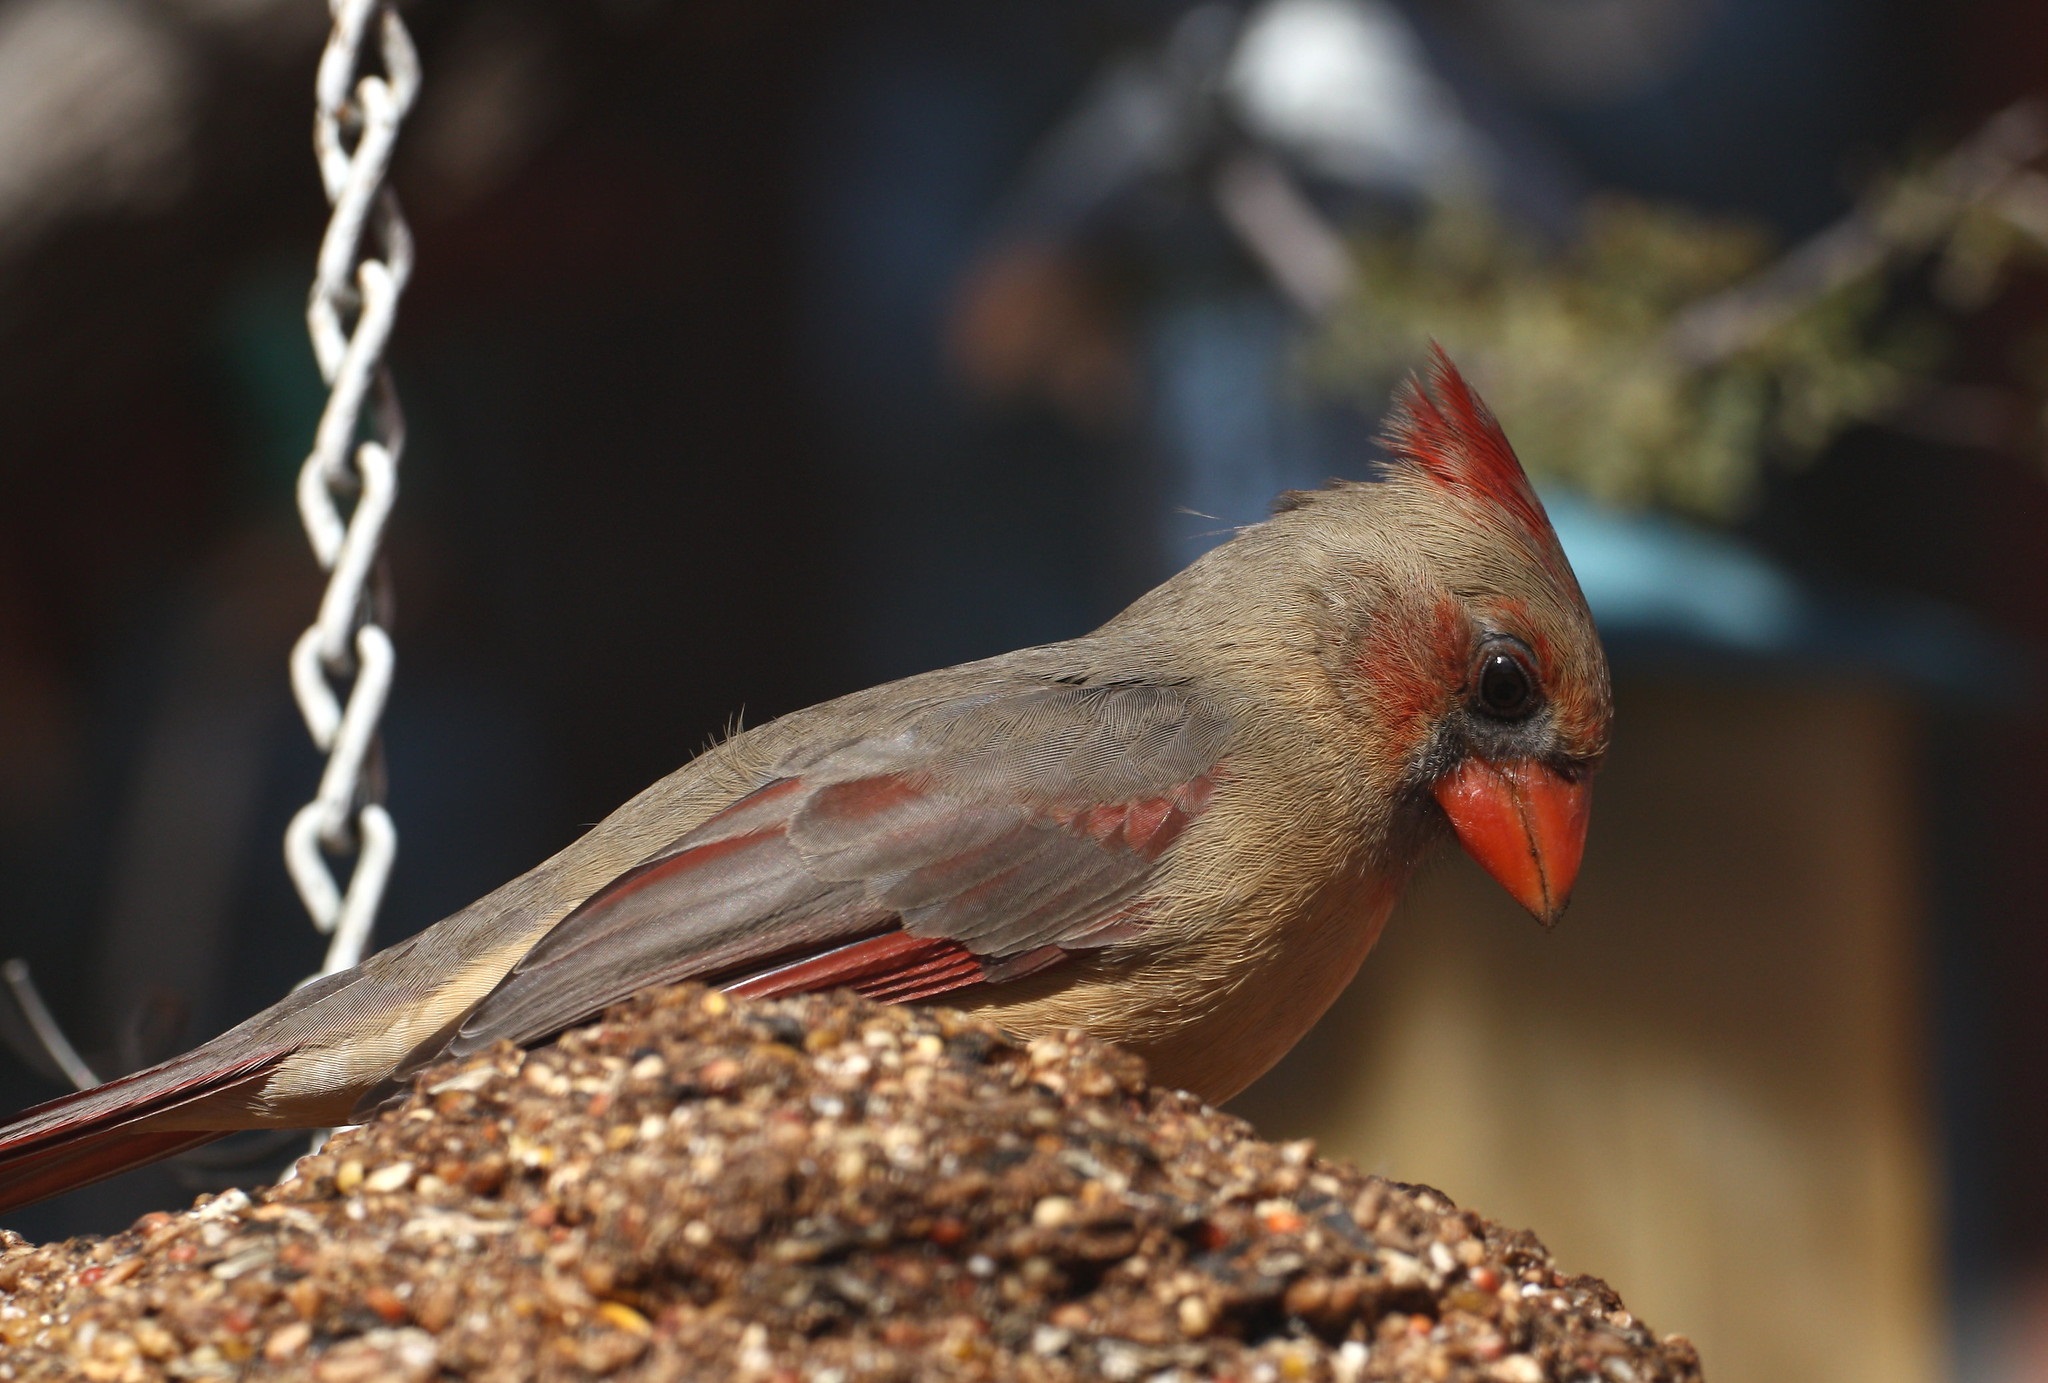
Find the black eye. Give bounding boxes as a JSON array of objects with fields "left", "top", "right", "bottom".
[{"left": 1475, "top": 650, "right": 1538, "bottom": 720}]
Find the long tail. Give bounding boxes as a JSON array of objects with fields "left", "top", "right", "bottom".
[{"left": 0, "top": 1045, "right": 292, "bottom": 1213}]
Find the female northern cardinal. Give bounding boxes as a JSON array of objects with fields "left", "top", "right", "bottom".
[{"left": 0, "top": 349, "right": 1609, "bottom": 1212}]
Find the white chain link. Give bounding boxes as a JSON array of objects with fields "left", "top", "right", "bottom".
[{"left": 286, "top": 0, "right": 418, "bottom": 979}]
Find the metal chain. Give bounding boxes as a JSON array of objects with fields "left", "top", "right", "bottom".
[{"left": 285, "top": 0, "right": 418, "bottom": 979}]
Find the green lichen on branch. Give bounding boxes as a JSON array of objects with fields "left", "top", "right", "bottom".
[{"left": 1308, "top": 104, "right": 2048, "bottom": 515}]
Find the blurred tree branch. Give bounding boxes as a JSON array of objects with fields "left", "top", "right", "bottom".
[{"left": 1311, "top": 102, "right": 2048, "bottom": 515}]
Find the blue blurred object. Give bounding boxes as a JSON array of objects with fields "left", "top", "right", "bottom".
[
  {"left": 1148, "top": 295, "right": 1333, "bottom": 553},
  {"left": 1545, "top": 489, "right": 2014, "bottom": 700}
]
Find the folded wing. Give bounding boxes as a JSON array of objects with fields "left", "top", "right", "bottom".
[{"left": 442, "top": 681, "right": 1231, "bottom": 1059}]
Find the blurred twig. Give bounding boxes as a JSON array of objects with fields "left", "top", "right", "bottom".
[
  {"left": 0, "top": 959, "right": 98, "bottom": 1090},
  {"left": 1312, "top": 101, "right": 2048, "bottom": 514},
  {"left": 1666, "top": 102, "right": 2048, "bottom": 368}
]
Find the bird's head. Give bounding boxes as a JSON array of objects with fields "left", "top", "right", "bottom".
[{"left": 1255, "top": 349, "right": 1612, "bottom": 925}]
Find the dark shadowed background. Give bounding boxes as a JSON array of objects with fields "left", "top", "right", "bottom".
[{"left": 0, "top": 2, "right": 2044, "bottom": 1379}]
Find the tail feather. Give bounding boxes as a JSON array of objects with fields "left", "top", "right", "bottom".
[
  {"left": 0, "top": 1130, "right": 223, "bottom": 1213},
  {"left": 0, "top": 1045, "right": 292, "bottom": 1214}
]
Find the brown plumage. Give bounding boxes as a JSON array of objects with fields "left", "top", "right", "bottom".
[{"left": 0, "top": 350, "right": 1610, "bottom": 1214}]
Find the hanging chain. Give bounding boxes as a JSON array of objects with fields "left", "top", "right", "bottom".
[
  {"left": 0, "top": 2, "right": 421, "bottom": 1094},
  {"left": 285, "top": 0, "right": 418, "bottom": 979}
]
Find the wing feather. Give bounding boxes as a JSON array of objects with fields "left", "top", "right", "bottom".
[{"left": 444, "top": 683, "right": 1231, "bottom": 1058}]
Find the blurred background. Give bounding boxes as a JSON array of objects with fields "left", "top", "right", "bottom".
[{"left": 0, "top": 1, "right": 2043, "bottom": 1378}]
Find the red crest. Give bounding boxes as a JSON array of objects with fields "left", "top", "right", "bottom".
[{"left": 1380, "top": 345, "right": 1552, "bottom": 545}]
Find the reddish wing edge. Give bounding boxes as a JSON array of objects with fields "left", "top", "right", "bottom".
[
  {"left": 451, "top": 762, "right": 1220, "bottom": 1059},
  {"left": 727, "top": 931, "right": 1067, "bottom": 1005},
  {"left": 0, "top": 1047, "right": 292, "bottom": 1214},
  {"left": 723, "top": 770, "right": 1216, "bottom": 1003}
]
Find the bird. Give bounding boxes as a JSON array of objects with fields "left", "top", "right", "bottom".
[{"left": 0, "top": 348, "right": 1610, "bottom": 1214}]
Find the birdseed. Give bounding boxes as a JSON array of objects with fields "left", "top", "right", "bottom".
[{"left": 0, "top": 985, "right": 1705, "bottom": 1382}]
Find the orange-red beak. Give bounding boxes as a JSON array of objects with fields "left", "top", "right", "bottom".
[{"left": 1431, "top": 759, "right": 1592, "bottom": 927}]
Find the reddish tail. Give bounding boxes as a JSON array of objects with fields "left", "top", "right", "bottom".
[{"left": 0, "top": 1046, "right": 290, "bottom": 1214}]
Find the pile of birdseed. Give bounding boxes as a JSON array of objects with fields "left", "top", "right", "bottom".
[{"left": 0, "top": 984, "right": 1703, "bottom": 1382}]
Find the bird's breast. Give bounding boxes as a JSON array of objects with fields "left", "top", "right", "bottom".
[{"left": 957, "top": 861, "right": 1401, "bottom": 1105}]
